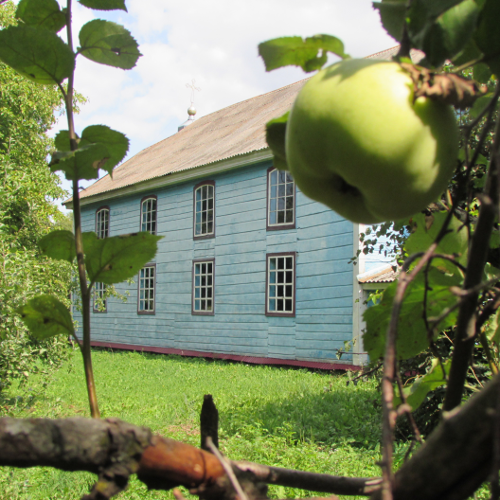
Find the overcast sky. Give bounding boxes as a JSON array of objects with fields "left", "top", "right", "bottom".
[{"left": 54, "top": 0, "right": 395, "bottom": 205}]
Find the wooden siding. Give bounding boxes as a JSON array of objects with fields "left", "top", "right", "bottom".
[{"left": 77, "top": 161, "right": 356, "bottom": 365}]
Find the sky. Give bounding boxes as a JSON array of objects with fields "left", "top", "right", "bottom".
[{"left": 54, "top": 0, "right": 396, "bottom": 208}]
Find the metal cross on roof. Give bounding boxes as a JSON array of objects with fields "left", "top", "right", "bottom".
[{"left": 186, "top": 79, "right": 201, "bottom": 105}]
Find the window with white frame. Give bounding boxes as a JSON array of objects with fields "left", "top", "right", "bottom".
[
  {"left": 194, "top": 182, "right": 215, "bottom": 238},
  {"left": 93, "top": 282, "right": 107, "bottom": 313},
  {"left": 138, "top": 265, "right": 155, "bottom": 314},
  {"left": 192, "top": 259, "right": 214, "bottom": 314},
  {"left": 267, "top": 168, "right": 295, "bottom": 229},
  {"left": 96, "top": 207, "right": 109, "bottom": 238},
  {"left": 141, "top": 196, "right": 157, "bottom": 234},
  {"left": 266, "top": 253, "right": 295, "bottom": 316}
]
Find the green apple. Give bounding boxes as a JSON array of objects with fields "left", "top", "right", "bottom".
[{"left": 285, "top": 59, "right": 458, "bottom": 224}]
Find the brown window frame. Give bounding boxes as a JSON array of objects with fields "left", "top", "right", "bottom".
[
  {"left": 266, "top": 167, "right": 296, "bottom": 231},
  {"left": 95, "top": 206, "right": 110, "bottom": 238},
  {"left": 192, "top": 258, "right": 215, "bottom": 316},
  {"left": 193, "top": 181, "right": 215, "bottom": 240},
  {"left": 265, "top": 252, "right": 296, "bottom": 317},
  {"left": 140, "top": 195, "right": 158, "bottom": 235},
  {"left": 137, "top": 263, "right": 156, "bottom": 315}
]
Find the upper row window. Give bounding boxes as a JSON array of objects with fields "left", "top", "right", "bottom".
[
  {"left": 141, "top": 196, "right": 157, "bottom": 234},
  {"left": 96, "top": 207, "right": 109, "bottom": 238},
  {"left": 267, "top": 168, "right": 295, "bottom": 230},
  {"left": 194, "top": 181, "right": 215, "bottom": 239}
]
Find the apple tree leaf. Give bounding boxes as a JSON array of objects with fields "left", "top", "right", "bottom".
[
  {"left": 78, "top": 19, "right": 141, "bottom": 69},
  {"left": 469, "top": 92, "right": 497, "bottom": 119},
  {"left": 409, "top": 0, "right": 480, "bottom": 67},
  {"left": 405, "top": 212, "right": 468, "bottom": 276},
  {"left": 0, "top": 25, "right": 74, "bottom": 85},
  {"left": 473, "top": 63, "right": 492, "bottom": 84},
  {"left": 474, "top": 0, "right": 500, "bottom": 76},
  {"left": 485, "top": 309, "right": 500, "bottom": 345},
  {"left": 373, "top": 0, "right": 408, "bottom": 42},
  {"left": 17, "top": 295, "right": 74, "bottom": 340},
  {"left": 78, "top": 0, "right": 127, "bottom": 11},
  {"left": 266, "top": 112, "right": 289, "bottom": 171},
  {"left": 258, "top": 35, "right": 349, "bottom": 73},
  {"left": 50, "top": 143, "right": 110, "bottom": 181},
  {"left": 363, "top": 268, "right": 461, "bottom": 361},
  {"left": 16, "top": 0, "right": 66, "bottom": 33},
  {"left": 84, "top": 232, "right": 162, "bottom": 285},
  {"left": 394, "top": 358, "right": 450, "bottom": 410},
  {"left": 39, "top": 230, "right": 76, "bottom": 263}
]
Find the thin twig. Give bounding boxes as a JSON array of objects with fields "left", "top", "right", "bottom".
[
  {"left": 395, "top": 370, "right": 423, "bottom": 443},
  {"left": 206, "top": 437, "right": 248, "bottom": 500}
]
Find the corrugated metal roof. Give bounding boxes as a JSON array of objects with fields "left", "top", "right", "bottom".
[
  {"left": 72, "top": 45, "right": 424, "bottom": 203},
  {"left": 358, "top": 264, "right": 399, "bottom": 284}
]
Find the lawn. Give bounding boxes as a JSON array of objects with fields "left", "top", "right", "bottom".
[{"left": 0, "top": 347, "right": 387, "bottom": 499}]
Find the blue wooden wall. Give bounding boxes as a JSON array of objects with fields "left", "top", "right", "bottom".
[{"left": 77, "top": 160, "right": 355, "bottom": 364}]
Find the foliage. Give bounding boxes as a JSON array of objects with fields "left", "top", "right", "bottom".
[{"left": 0, "top": 2, "right": 74, "bottom": 394}]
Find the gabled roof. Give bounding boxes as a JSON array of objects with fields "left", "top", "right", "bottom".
[
  {"left": 72, "top": 45, "right": 423, "bottom": 205},
  {"left": 358, "top": 263, "right": 399, "bottom": 285}
]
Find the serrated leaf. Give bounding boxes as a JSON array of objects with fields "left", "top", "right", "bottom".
[
  {"left": 474, "top": 0, "right": 500, "bottom": 76},
  {"left": 52, "top": 126, "right": 128, "bottom": 179},
  {"left": 78, "top": 0, "right": 127, "bottom": 11},
  {"left": 394, "top": 358, "right": 450, "bottom": 410},
  {"left": 17, "top": 295, "right": 74, "bottom": 339},
  {"left": 373, "top": 1, "right": 407, "bottom": 42},
  {"left": 50, "top": 143, "right": 110, "bottom": 181},
  {"left": 16, "top": 0, "right": 66, "bottom": 33},
  {"left": 39, "top": 230, "right": 75, "bottom": 262},
  {"left": 78, "top": 20, "right": 141, "bottom": 69},
  {"left": 84, "top": 232, "right": 162, "bottom": 285},
  {"left": 258, "top": 35, "right": 349, "bottom": 73},
  {"left": 0, "top": 25, "right": 74, "bottom": 84},
  {"left": 266, "top": 112, "right": 289, "bottom": 171},
  {"left": 405, "top": 212, "right": 468, "bottom": 275},
  {"left": 363, "top": 268, "right": 461, "bottom": 360},
  {"left": 409, "top": 0, "right": 480, "bottom": 67}
]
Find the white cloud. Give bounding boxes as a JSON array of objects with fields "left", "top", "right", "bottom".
[{"left": 55, "top": 0, "right": 395, "bottom": 206}]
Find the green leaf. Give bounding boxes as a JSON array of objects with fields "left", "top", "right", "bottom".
[
  {"left": 405, "top": 212, "right": 468, "bottom": 276},
  {"left": 84, "top": 232, "right": 162, "bottom": 285},
  {"left": 473, "top": 62, "right": 492, "bottom": 83},
  {"left": 486, "top": 309, "right": 500, "bottom": 344},
  {"left": 78, "top": 0, "right": 127, "bottom": 11},
  {"left": 39, "top": 230, "right": 75, "bottom": 262},
  {"left": 394, "top": 358, "right": 450, "bottom": 410},
  {"left": 409, "top": 0, "right": 480, "bottom": 67},
  {"left": 17, "top": 295, "right": 74, "bottom": 339},
  {"left": 474, "top": 0, "right": 500, "bottom": 76},
  {"left": 452, "top": 37, "right": 483, "bottom": 65},
  {"left": 16, "top": 0, "right": 66, "bottom": 33},
  {"left": 78, "top": 19, "right": 141, "bottom": 69},
  {"left": 373, "top": 0, "right": 408, "bottom": 42},
  {"left": 0, "top": 25, "right": 74, "bottom": 84},
  {"left": 258, "top": 35, "right": 349, "bottom": 73},
  {"left": 363, "top": 268, "right": 461, "bottom": 360},
  {"left": 50, "top": 143, "right": 110, "bottom": 181},
  {"left": 469, "top": 92, "right": 496, "bottom": 119},
  {"left": 52, "top": 126, "right": 128, "bottom": 180},
  {"left": 266, "top": 112, "right": 289, "bottom": 171}
]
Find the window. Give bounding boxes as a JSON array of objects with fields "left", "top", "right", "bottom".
[
  {"left": 138, "top": 264, "right": 156, "bottom": 314},
  {"left": 95, "top": 207, "right": 110, "bottom": 238},
  {"left": 141, "top": 196, "right": 157, "bottom": 234},
  {"left": 266, "top": 253, "right": 296, "bottom": 316},
  {"left": 267, "top": 168, "right": 295, "bottom": 230},
  {"left": 194, "top": 182, "right": 215, "bottom": 238},
  {"left": 93, "top": 282, "right": 107, "bottom": 313},
  {"left": 192, "top": 259, "right": 214, "bottom": 315}
]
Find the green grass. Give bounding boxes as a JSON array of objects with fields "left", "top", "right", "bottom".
[{"left": 0, "top": 347, "right": 386, "bottom": 499}]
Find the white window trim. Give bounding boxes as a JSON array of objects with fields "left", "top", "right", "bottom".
[
  {"left": 192, "top": 259, "right": 215, "bottom": 315},
  {"left": 266, "top": 253, "right": 296, "bottom": 316},
  {"left": 267, "top": 168, "right": 295, "bottom": 230}
]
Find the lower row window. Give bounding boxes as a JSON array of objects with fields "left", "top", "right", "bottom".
[
  {"left": 93, "top": 282, "right": 107, "bottom": 312},
  {"left": 192, "top": 259, "right": 214, "bottom": 315},
  {"left": 138, "top": 264, "right": 156, "bottom": 314},
  {"left": 135, "top": 254, "right": 295, "bottom": 317}
]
